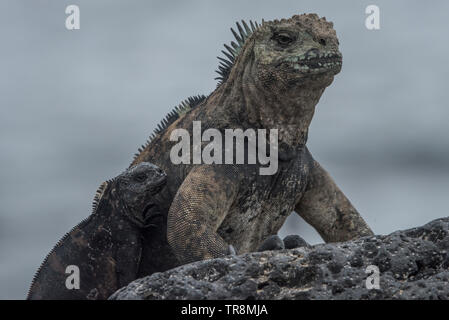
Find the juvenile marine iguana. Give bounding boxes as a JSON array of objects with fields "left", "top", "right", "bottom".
[
  {"left": 131, "top": 14, "right": 374, "bottom": 264},
  {"left": 27, "top": 162, "right": 175, "bottom": 300}
]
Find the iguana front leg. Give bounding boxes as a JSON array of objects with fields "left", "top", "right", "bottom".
[
  {"left": 167, "top": 165, "right": 240, "bottom": 264},
  {"left": 295, "top": 159, "right": 374, "bottom": 242}
]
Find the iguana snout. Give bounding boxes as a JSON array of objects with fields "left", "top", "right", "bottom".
[{"left": 251, "top": 14, "right": 342, "bottom": 88}]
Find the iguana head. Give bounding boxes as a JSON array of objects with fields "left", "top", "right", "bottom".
[
  {"left": 214, "top": 14, "right": 341, "bottom": 146},
  {"left": 253, "top": 15, "right": 341, "bottom": 89},
  {"left": 217, "top": 14, "right": 341, "bottom": 91},
  {"left": 117, "top": 162, "right": 167, "bottom": 228},
  {"left": 95, "top": 162, "right": 167, "bottom": 228}
]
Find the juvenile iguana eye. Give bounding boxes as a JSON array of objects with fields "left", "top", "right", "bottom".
[
  {"left": 134, "top": 173, "right": 147, "bottom": 183},
  {"left": 275, "top": 33, "right": 294, "bottom": 46}
]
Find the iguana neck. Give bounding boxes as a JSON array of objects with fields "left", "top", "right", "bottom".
[{"left": 208, "top": 63, "right": 326, "bottom": 149}]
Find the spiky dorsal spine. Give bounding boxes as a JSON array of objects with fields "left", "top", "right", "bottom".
[
  {"left": 91, "top": 181, "right": 109, "bottom": 214},
  {"left": 215, "top": 20, "right": 260, "bottom": 86},
  {"left": 131, "top": 95, "right": 207, "bottom": 164},
  {"left": 131, "top": 19, "right": 262, "bottom": 164}
]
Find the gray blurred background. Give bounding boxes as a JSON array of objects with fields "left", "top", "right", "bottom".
[{"left": 1, "top": 0, "right": 448, "bottom": 299}]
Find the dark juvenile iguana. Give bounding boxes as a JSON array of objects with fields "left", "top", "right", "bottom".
[
  {"left": 27, "top": 162, "right": 175, "bottom": 300},
  {"left": 131, "top": 14, "right": 374, "bottom": 264}
]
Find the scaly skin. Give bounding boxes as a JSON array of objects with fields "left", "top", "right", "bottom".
[
  {"left": 130, "top": 14, "right": 374, "bottom": 264},
  {"left": 27, "top": 162, "right": 176, "bottom": 300}
]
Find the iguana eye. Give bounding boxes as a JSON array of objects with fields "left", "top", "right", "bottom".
[
  {"left": 275, "top": 33, "right": 294, "bottom": 46},
  {"left": 134, "top": 173, "right": 147, "bottom": 183}
]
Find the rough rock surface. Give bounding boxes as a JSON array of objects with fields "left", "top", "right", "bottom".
[{"left": 110, "top": 217, "right": 449, "bottom": 300}]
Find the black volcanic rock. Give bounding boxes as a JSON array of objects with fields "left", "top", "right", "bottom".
[{"left": 110, "top": 217, "right": 449, "bottom": 300}]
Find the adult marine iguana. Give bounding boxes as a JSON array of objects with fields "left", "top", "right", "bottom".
[
  {"left": 131, "top": 14, "right": 374, "bottom": 264},
  {"left": 27, "top": 162, "right": 175, "bottom": 300}
]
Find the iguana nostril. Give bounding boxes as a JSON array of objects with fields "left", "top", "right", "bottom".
[{"left": 319, "top": 38, "right": 326, "bottom": 46}]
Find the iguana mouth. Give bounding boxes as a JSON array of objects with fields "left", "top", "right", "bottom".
[
  {"left": 142, "top": 203, "right": 163, "bottom": 228},
  {"left": 295, "top": 53, "right": 342, "bottom": 74},
  {"left": 279, "top": 52, "right": 342, "bottom": 73},
  {"left": 301, "top": 54, "right": 342, "bottom": 68}
]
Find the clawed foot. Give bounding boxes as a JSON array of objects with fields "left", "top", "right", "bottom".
[
  {"left": 283, "top": 234, "right": 310, "bottom": 249},
  {"left": 257, "top": 234, "right": 310, "bottom": 252},
  {"left": 257, "top": 235, "right": 284, "bottom": 251}
]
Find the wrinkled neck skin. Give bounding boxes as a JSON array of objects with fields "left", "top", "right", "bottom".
[{"left": 209, "top": 42, "right": 333, "bottom": 156}]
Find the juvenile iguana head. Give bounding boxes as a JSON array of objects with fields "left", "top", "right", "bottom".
[
  {"left": 94, "top": 162, "right": 167, "bottom": 229},
  {"left": 111, "top": 162, "right": 167, "bottom": 228}
]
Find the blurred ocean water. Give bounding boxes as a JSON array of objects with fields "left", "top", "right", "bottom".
[{"left": 0, "top": 0, "right": 448, "bottom": 299}]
